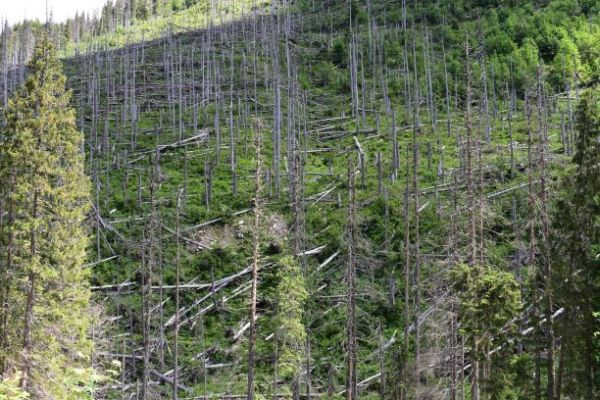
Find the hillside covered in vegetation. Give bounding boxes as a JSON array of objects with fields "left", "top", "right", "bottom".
[{"left": 0, "top": 0, "right": 599, "bottom": 399}]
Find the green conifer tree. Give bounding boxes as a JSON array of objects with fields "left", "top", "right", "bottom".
[
  {"left": 0, "top": 36, "right": 92, "bottom": 400},
  {"left": 553, "top": 87, "right": 600, "bottom": 399},
  {"left": 450, "top": 263, "right": 521, "bottom": 399},
  {"left": 273, "top": 256, "right": 307, "bottom": 396}
]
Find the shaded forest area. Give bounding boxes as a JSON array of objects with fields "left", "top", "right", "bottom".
[{"left": 0, "top": 0, "right": 599, "bottom": 399}]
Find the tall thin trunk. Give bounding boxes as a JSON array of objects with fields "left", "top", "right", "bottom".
[
  {"left": 401, "top": 145, "right": 411, "bottom": 400},
  {"left": 526, "top": 91, "right": 542, "bottom": 400},
  {"left": 378, "top": 322, "right": 386, "bottom": 400},
  {"left": 537, "top": 64, "right": 555, "bottom": 400},
  {"left": 172, "top": 189, "right": 183, "bottom": 400},
  {"left": 247, "top": 122, "right": 263, "bottom": 400},
  {"left": 345, "top": 156, "right": 358, "bottom": 400},
  {"left": 507, "top": 83, "right": 515, "bottom": 179},
  {"left": 412, "top": 126, "right": 421, "bottom": 388},
  {"left": 464, "top": 35, "right": 476, "bottom": 265}
]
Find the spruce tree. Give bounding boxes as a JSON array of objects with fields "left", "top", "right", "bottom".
[
  {"left": 0, "top": 37, "right": 92, "bottom": 399},
  {"left": 553, "top": 87, "right": 600, "bottom": 399},
  {"left": 450, "top": 263, "right": 521, "bottom": 399},
  {"left": 273, "top": 256, "right": 307, "bottom": 397}
]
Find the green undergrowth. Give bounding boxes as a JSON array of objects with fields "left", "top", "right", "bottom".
[{"left": 59, "top": 0, "right": 598, "bottom": 398}]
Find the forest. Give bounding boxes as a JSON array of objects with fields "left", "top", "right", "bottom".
[{"left": 0, "top": 0, "right": 599, "bottom": 399}]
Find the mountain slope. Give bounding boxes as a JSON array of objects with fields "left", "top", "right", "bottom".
[{"left": 3, "top": 0, "right": 599, "bottom": 398}]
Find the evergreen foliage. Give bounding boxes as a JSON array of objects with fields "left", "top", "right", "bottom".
[
  {"left": 0, "top": 37, "right": 92, "bottom": 400},
  {"left": 273, "top": 256, "right": 307, "bottom": 393},
  {"left": 451, "top": 263, "right": 521, "bottom": 398},
  {"left": 552, "top": 87, "right": 600, "bottom": 398},
  {"left": 1, "top": 0, "right": 600, "bottom": 399},
  {"left": 451, "top": 264, "right": 521, "bottom": 353}
]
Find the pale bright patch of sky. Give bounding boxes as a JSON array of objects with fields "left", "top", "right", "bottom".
[{"left": 1, "top": 0, "right": 112, "bottom": 26}]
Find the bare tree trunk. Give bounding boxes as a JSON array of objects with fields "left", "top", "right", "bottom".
[
  {"left": 555, "top": 340, "right": 566, "bottom": 400},
  {"left": 378, "top": 322, "right": 386, "bottom": 400},
  {"left": 537, "top": 64, "right": 555, "bottom": 400},
  {"left": 401, "top": 145, "right": 411, "bottom": 400},
  {"left": 230, "top": 48, "right": 237, "bottom": 196},
  {"left": 507, "top": 83, "right": 515, "bottom": 179},
  {"left": 525, "top": 90, "right": 543, "bottom": 400},
  {"left": 247, "top": 121, "right": 263, "bottom": 400},
  {"left": 141, "top": 154, "right": 160, "bottom": 400},
  {"left": 472, "top": 354, "right": 480, "bottom": 400},
  {"left": 272, "top": 19, "right": 282, "bottom": 198},
  {"left": 464, "top": 35, "right": 476, "bottom": 265},
  {"left": 173, "top": 189, "right": 183, "bottom": 400},
  {"left": 450, "top": 303, "right": 457, "bottom": 400},
  {"left": 346, "top": 156, "right": 358, "bottom": 400},
  {"left": 442, "top": 38, "right": 452, "bottom": 138},
  {"left": 306, "top": 333, "right": 312, "bottom": 400},
  {"left": 412, "top": 127, "right": 421, "bottom": 389}
]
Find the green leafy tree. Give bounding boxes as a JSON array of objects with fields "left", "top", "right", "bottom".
[
  {"left": 550, "top": 30, "right": 582, "bottom": 89},
  {"left": 574, "top": 25, "right": 600, "bottom": 85},
  {"left": 512, "top": 37, "right": 539, "bottom": 87},
  {"left": 0, "top": 37, "right": 92, "bottom": 399}
]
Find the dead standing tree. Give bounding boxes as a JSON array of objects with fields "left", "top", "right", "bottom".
[
  {"left": 247, "top": 119, "right": 264, "bottom": 400},
  {"left": 173, "top": 188, "right": 183, "bottom": 400},
  {"left": 345, "top": 155, "right": 358, "bottom": 400},
  {"left": 141, "top": 151, "right": 161, "bottom": 400},
  {"left": 536, "top": 64, "right": 555, "bottom": 400}
]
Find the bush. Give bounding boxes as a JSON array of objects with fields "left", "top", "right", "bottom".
[
  {"left": 312, "top": 61, "right": 340, "bottom": 87},
  {"left": 331, "top": 39, "right": 348, "bottom": 67}
]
